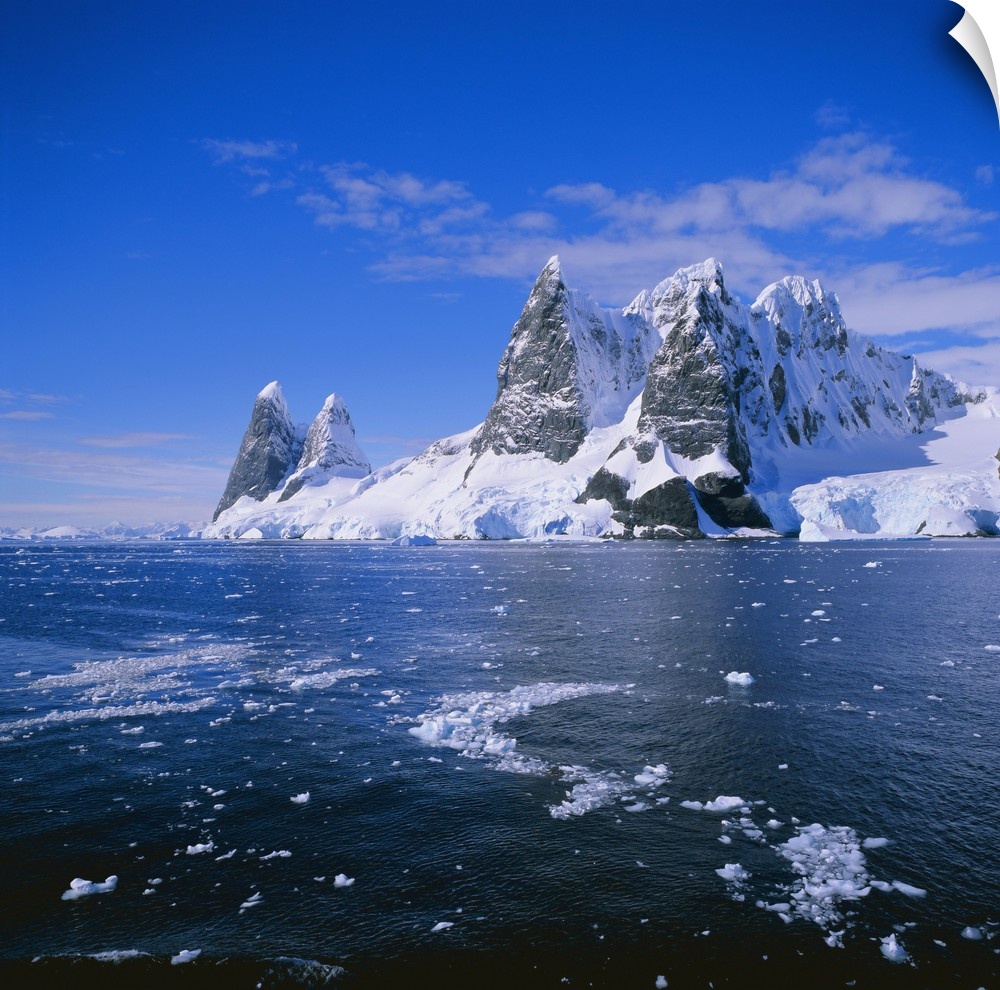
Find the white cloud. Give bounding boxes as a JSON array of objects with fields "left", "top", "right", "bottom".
[
  {"left": 0, "top": 410, "right": 54, "bottom": 421},
  {"left": 78, "top": 432, "right": 195, "bottom": 448},
  {"left": 208, "top": 131, "right": 998, "bottom": 356},
  {"left": 0, "top": 441, "right": 228, "bottom": 497},
  {"left": 830, "top": 263, "right": 1000, "bottom": 337},
  {"left": 201, "top": 139, "right": 298, "bottom": 163}
]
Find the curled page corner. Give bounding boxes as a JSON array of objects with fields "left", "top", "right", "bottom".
[{"left": 949, "top": 0, "right": 1000, "bottom": 127}]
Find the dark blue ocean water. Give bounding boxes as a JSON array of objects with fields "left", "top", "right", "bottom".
[{"left": 0, "top": 539, "right": 997, "bottom": 988}]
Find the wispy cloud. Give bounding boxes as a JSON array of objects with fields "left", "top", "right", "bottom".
[
  {"left": 296, "top": 162, "right": 482, "bottom": 235},
  {"left": 0, "top": 441, "right": 228, "bottom": 496},
  {"left": 204, "top": 130, "right": 999, "bottom": 379},
  {"left": 78, "top": 432, "right": 195, "bottom": 449},
  {"left": 0, "top": 390, "right": 70, "bottom": 421},
  {"left": 201, "top": 139, "right": 298, "bottom": 163}
]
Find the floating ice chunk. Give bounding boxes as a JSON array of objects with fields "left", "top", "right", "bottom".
[
  {"left": 985, "top": 645, "right": 1000, "bottom": 653},
  {"left": 704, "top": 796, "right": 746, "bottom": 812},
  {"left": 215, "top": 849, "right": 236, "bottom": 861},
  {"left": 751, "top": 602, "right": 765, "bottom": 608},
  {"left": 431, "top": 921, "right": 454, "bottom": 932},
  {"left": 811, "top": 610, "right": 826, "bottom": 617},
  {"left": 549, "top": 768, "right": 631, "bottom": 819},
  {"left": 170, "top": 949, "right": 201, "bottom": 965},
  {"left": 724, "top": 672, "right": 754, "bottom": 686},
  {"left": 138, "top": 741, "right": 162, "bottom": 749},
  {"left": 873, "top": 684, "right": 885, "bottom": 691},
  {"left": 239, "top": 891, "right": 263, "bottom": 911},
  {"left": 185, "top": 842, "right": 214, "bottom": 855},
  {"left": 891, "top": 881, "right": 926, "bottom": 898},
  {"left": 715, "top": 863, "right": 749, "bottom": 882},
  {"left": 61, "top": 875, "right": 118, "bottom": 900},
  {"left": 655, "top": 976, "right": 668, "bottom": 988},
  {"left": 334, "top": 873, "right": 354, "bottom": 887},
  {"left": 774, "top": 823, "right": 875, "bottom": 935},
  {"left": 634, "top": 764, "right": 670, "bottom": 787},
  {"left": 863, "top": 562, "right": 880, "bottom": 568},
  {"left": 862, "top": 837, "right": 889, "bottom": 849},
  {"left": 290, "top": 792, "right": 310, "bottom": 805},
  {"left": 778, "top": 763, "right": 789, "bottom": 770},
  {"left": 880, "top": 933, "right": 908, "bottom": 963},
  {"left": 961, "top": 925, "right": 983, "bottom": 940},
  {"left": 260, "top": 850, "right": 292, "bottom": 860},
  {"left": 492, "top": 605, "right": 509, "bottom": 616},
  {"left": 680, "top": 800, "right": 704, "bottom": 811}
]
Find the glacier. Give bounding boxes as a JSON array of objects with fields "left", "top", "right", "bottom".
[{"left": 204, "top": 258, "right": 1000, "bottom": 542}]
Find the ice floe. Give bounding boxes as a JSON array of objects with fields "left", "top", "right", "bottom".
[
  {"left": 290, "top": 792, "right": 310, "bottom": 805},
  {"left": 406, "top": 681, "right": 673, "bottom": 819},
  {"left": 61, "top": 875, "right": 118, "bottom": 900},
  {"left": 879, "top": 933, "right": 909, "bottom": 963},
  {"left": 724, "top": 672, "right": 755, "bottom": 686},
  {"left": 170, "top": 948, "right": 201, "bottom": 965}
]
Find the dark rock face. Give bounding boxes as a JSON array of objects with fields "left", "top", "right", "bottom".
[
  {"left": 214, "top": 383, "right": 302, "bottom": 521},
  {"left": 768, "top": 364, "right": 786, "bottom": 414},
  {"left": 470, "top": 258, "right": 588, "bottom": 464},
  {"left": 691, "top": 475, "right": 772, "bottom": 529},
  {"left": 637, "top": 264, "right": 752, "bottom": 483},
  {"left": 577, "top": 469, "right": 702, "bottom": 538}
]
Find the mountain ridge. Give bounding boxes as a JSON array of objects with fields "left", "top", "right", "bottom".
[{"left": 205, "top": 259, "right": 998, "bottom": 541}]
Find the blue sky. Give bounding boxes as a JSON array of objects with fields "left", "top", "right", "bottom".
[{"left": 2, "top": 0, "right": 998, "bottom": 528}]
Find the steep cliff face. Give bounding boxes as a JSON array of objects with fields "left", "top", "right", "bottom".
[
  {"left": 213, "top": 382, "right": 303, "bottom": 521},
  {"left": 470, "top": 256, "right": 658, "bottom": 466}
]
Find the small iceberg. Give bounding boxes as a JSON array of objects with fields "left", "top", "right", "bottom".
[
  {"left": 61, "top": 875, "right": 118, "bottom": 900},
  {"left": 390, "top": 534, "right": 437, "bottom": 547}
]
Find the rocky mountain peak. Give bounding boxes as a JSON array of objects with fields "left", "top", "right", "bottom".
[
  {"left": 277, "top": 392, "right": 371, "bottom": 501},
  {"left": 213, "top": 381, "right": 303, "bottom": 521}
]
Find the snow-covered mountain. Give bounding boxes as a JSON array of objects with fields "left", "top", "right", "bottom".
[
  {"left": 1, "top": 521, "right": 201, "bottom": 541},
  {"left": 205, "top": 259, "right": 1000, "bottom": 541}
]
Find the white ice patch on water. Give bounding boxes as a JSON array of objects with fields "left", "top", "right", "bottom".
[
  {"left": 773, "top": 824, "right": 871, "bottom": 934},
  {"left": 61, "top": 875, "right": 118, "bottom": 900},
  {"left": 239, "top": 891, "right": 263, "bottom": 912},
  {"left": 290, "top": 792, "right": 310, "bottom": 805},
  {"left": 724, "top": 672, "right": 755, "bottom": 686},
  {"left": 288, "top": 667, "right": 378, "bottom": 691},
  {"left": 406, "top": 681, "right": 666, "bottom": 819},
  {"left": 170, "top": 949, "right": 201, "bottom": 965},
  {"left": 334, "top": 873, "right": 354, "bottom": 887},
  {"left": 408, "top": 682, "right": 625, "bottom": 762},
  {"left": 880, "top": 933, "right": 909, "bottom": 963}
]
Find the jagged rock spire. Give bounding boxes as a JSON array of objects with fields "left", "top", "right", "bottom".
[{"left": 213, "top": 382, "right": 302, "bottom": 521}]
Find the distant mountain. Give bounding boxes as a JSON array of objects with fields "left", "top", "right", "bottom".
[
  {"left": 0, "top": 521, "right": 201, "bottom": 541},
  {"left": 205, "top": 259, "right": 1000, "bottom": 541}
]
